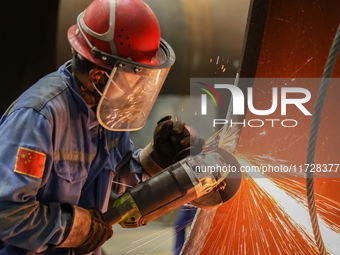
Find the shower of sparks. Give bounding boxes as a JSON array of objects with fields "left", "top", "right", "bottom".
[
  {"left": 108, "top": 121, "right": 340, "bottom": 254},
  {"left": 193, "top": 124, "right": 340, "bottom": 255},
  {"left": 259, "top": 129, "right": 266, "bottom": 135},
  {"left": 210, "top": 56, "right": 229, "bottom": 74},
  {"left": 111, "top": 207, "right": 198, "bottom": 255},
  {"left": 194, "top": 171, "right": 340, "bottom": 254},
  {"left": 122, "top": 227, "right": 175, "bottom": 254},
  {"left": 112, "top": 181, "right": 133, "bottom": 188},
  {"left": 240, "top": 159, "right": 340, "bottom": 254}
]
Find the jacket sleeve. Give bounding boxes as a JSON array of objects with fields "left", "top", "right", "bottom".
[
  {"left": 0, "top": 108, "right": 69, "bottom": 252},
  {"left": 111, "top": 133, "right": 151, "bottom": 195}
]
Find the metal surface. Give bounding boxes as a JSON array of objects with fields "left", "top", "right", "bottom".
[{"left": 183, "top": 0, "right": 340, "bottom": 254}]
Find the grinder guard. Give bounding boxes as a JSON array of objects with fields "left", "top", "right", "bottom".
[{"left": 190, "top": 148, "right": 242, "bottom": 208}]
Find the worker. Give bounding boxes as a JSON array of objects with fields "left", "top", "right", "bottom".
[{"left": 0, "top": 0, "right": 204, "bottom": 254}]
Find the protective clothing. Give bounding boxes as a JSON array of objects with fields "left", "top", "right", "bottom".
[
  {"left": 0, "top": 62, "right": 146, "bottom": 255},
  {"left": 57, "top": 204, "right": 113, "bottom": 254},
  {"left": 67, "top": 0, "right": 176, "bottom": 131},
  {"left": 140, "top": 116, "right": 205, "bottom": 176},
  {"left": 174, "top": 205, "right": 197, "bottom": 255}
]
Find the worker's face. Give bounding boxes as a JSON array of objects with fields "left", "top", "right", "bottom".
[{"left": 95, "top": 62, "right": 171, "bottom": 131}]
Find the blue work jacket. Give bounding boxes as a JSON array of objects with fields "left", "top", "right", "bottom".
[{"left": 0, "top": 62, "right": 146, "bottom": 254}]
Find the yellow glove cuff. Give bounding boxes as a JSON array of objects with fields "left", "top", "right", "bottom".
[{"left": 140, "top": 143, "right": 163, "bottom": 176}]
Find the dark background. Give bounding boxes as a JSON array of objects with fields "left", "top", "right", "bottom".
[{"left": 0, "top": 0, "right": 250, "bottom": 114}]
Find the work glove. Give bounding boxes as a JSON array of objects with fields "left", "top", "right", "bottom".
[
  {"left": 57, "top": 204, "right": 113, "bottom": 254},
  {"left": 140, "top": 116, "right": 205, "bottom": 176}
]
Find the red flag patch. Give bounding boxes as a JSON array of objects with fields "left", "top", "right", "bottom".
[{"left": 14, "top": 147, "right": 46, "bottom": 178}]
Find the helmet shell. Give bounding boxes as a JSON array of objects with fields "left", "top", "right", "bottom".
[{"left": 68, "top": 0, "right": 161, "bottom": 68}]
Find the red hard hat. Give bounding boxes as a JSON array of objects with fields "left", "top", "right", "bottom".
[{"left": 68, "top": 0, "right": 161, "bottom": 69}]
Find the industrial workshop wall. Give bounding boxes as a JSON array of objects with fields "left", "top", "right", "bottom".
[
  {"left": 0, "top": 0, "right": 248, "bottom": 115},
  {"left": 0, "top": 1, "right": 59, "bottom": 114},
  {"left": 183, "top": 0, "right": 340, "bottom": 254}
]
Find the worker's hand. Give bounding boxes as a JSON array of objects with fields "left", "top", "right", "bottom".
[
  {"left": 57, "top": 204, "right": 113, "bottom": 254},
  {"left": 140, "top": 116, "right": 205, "bottom": 176},
  {"left": 152, "top": 116, "right": 205, "bottom": 167}
]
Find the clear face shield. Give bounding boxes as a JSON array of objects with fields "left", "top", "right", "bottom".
[{"left": 92, "top": 40, "right": 175, "bottom": 131}]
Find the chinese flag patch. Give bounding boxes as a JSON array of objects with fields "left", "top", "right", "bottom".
[{"left": 14, "top": 147, "right": 46, "bottom": 179}]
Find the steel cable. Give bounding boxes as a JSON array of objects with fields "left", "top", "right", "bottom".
[{"left": 306, "top": 23, "right": 340, "bottom": 255}]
